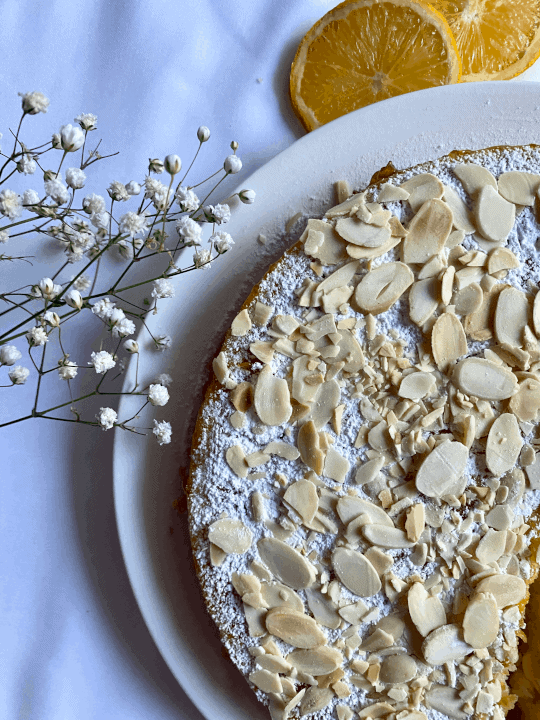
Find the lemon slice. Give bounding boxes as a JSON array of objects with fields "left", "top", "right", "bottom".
[
  {"left": 430, "top": 0, "right": 540, "bottom": 81},
  {"left": 290, "top": 0, "right": 461, "bottom": 132}
]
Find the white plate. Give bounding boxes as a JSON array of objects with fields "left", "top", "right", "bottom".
[{"left": 113, "top": 81, "right": 540, "bottom": 720}]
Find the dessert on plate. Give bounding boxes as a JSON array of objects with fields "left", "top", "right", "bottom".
[{"left": 188, "top": 143, "right": 540, "bottom": 720}]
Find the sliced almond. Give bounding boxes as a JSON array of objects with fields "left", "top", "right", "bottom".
[
  {"left": 415, "top": 441, "right": 468, "bottom": 498},
  {"left": 488, "top": 247, "right": 519, "bottom": 275},
  {"left": 318, "top": 260, "right": 359, "bottom": 294},
  {"left": 336, "top": 217, "right": 391, "bottom": 248},
  {"left": 333, "top": 329, "right": 365, "bottom": 373},
  {"left": 355, "top": 261, "right": 413, "bottom": 315},
  {"left": 418, "top": 254, "right": 446, "bottom": 280},
  {"left": 426, "top": 685, "right": 468, "bottom": 720},
  {"left": 403, "top": 199, "right": 453, "bottom": 264},
  {"left": 260, "top": 582, "right": 304, "bottom": 612},
  {"left": 475, "top": 574, "right": 526, "bottom": 608},
  {"left": 485, "top": 412, "right": 522, "bottom": 476},
  {"left": 255, "top": 654, "right": 292, "bottom": 673},
  {"left": 509, "top": 378, "right": 540, "bottom": 422},
  {"left": 254, "top": 365, "right": 292, "bottom": 426},
  {"left": 264, "top": 441, "right": 300, "bottom": 460},
  {"left": 292, "top": 356, "right": 321, "bottom": 404},
  {"left": 388, "top": 215, "right": 408, "bottom": 237},
  {"left": 249, "top": 668, "right": 282, "bottom": 694},
  {"left": 476, "top": 529, "right": 507, "bottom": 565},
  {"left": 462, "top": 592, "right": 499, "bottom": 649},
  {"left": 362, "top": 524, "right": 415, "bottom": 548},
  {"left": 337, "top": 496, "right": 394, "bottom": 527},
  {"left": 494, "top": 286, "right": 529, "bottom": 349},
  {"left": 321, "top": 286, "right": 353, "bottom": 314},
  {"left": 398, "top": 371, "right": 435, "bottom": 400},
  {"left": 213, "top": 351, "right": 234, "bottom": 388},
  {"left": 230, "top": 381, "right": 253, "bottom": 412},
  {"left": 357, "top": 702, "right": 396, "bottom": 719},
  {"left": 401, "top": 173, "right": 444, "bottom": 213},
  {"left": 231, "top": 308, "right": 252, "bottom": 337},
  {"left": 346, "top": 235, "right": 400, "bottom": 260},
  {"left": 253, "top": 301, "right": 273, "bottom": 325},
  {"left": 422, "top": 624, "right": 473, "bottom": 665},
  {"left": 431, "top": 312, "right": 467, "bottom": 370},
  {"left": 257, "top": 537, "right": 317, "bottom": 590},
  {"left": 485, "top": 504, "right": 514, "bottom": 531},
  {"left": 284, "top": 480, "right": 318, "bottom": 524},
  {"left": 325, "top": 194, "right": 364, "bottom": 218},
  {"left": 300, "top": 218, "right": 349, "bottom": 265},
  {"left": 453, "top": 283, "right": 483, "bottom": 316},
  {"left": 355, "top": 456, "right": 385, "bottom": 485},
  {"left": 408, "top": 582, "right": 446, "bottom": 637},
  {"left": 360, "top": 628, "right": 394, "bottom": 652},
  {"left": 323, "top": 446, "right": 350, "bottom": 483},
  {"left": 287, "top": 646, "right": 343, "bottom": 675},
  {"left": 305, "top": 587, "right": 341, "bottom": 629},
  {"left": 475, "top": 185, "right": 515, "bottom": 242},
  {"left": 405, "top": 504, "right": 425, "bottom": 543},
  {"left": 335, "top": 180, "right": 352, "bottom": 204},
  {"left": 380, "top": 655, "right": 417, "bottom": 684},
  {"left": 226, "top": 444, "right": 249, "bottom": 478},
  {"left": 307, "top": 379, "right": 341, "bottom": 430},
  {"left": 378, "top": 182, "right": 410, "bottom": 202},
  {"left": 454, "top": 163, "right": 497, "bottom": 196},
  {"left": 332, "top": 547, "right": 381, "bottom": 597},
  {"left": 300, "top": 687, "right": 334, "bottom": 716},
  {"left": 443, "top": 185, "right": 475, "bottom": 234},
  {"left": 409, "top": 277, "right": 439, "bottom": 326},
  {"left": 453, "top": 357, "right": 518, "bottom": 400},
  {"left": 338, "top": 599, "right": 369, "bottom": 625},
  {"left": 208, "top": 518, "right": 252, "bottom": 554},
  {"left": 498, "top": 171, "right": 540, "bottom": 206},
  {"left": 463, "top": 282, "right": 505, "bottom": 341},
  {"left": 265, "top": 607, "right": 326, "bottom": 649},
  {"left": 297, "top": 420, "right": 325, "bottom": 475},
  {"left": 533, "top": 290, "right": 540, "bottom": 336}
]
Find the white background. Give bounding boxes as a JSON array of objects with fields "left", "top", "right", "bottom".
[{"left": 2, "top": 3, "right": 540, "bottom": 719}]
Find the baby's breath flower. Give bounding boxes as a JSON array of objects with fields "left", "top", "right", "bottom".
[
  {"left": 38, "top": 277, "right": 62, "bottom": 299},
  {"left": 112, "top": 317, "right": 136, "bottom": 338},
  {"left": 116, "top": 239, "right": 133, "bottom": 259},
  {"left": 125, "top": 181, "right": 141, "bottom": 196},
  {"left": 204, "top": 203, "right": 230, "bottom": 224},
  {"left": 148, "top": 383, "right": 169, "bottom": 406},
  {"left": 148, "top": 158, "right": 164, "bottom": 174},
  {"left": 58, "top": 359, "right": 77, "bottom": 380},
  {"left": 0, "top": 230, "right": 9, "bottom": 244},
  {"left": 9, "top": 365, "right": 30, "bottom": 385},
  {"left": 175, "top": 186, "right": 199, "bottom": 212},
  {"left": 60, "top": 124, "right": 85, "bottom": 152},
  {"left": 83, "top": 193, "right": 106, "bottom": 214},
  {"left": 92, "top": 297, "right": 115, "bottom": 319},
  {"left": 107, "top": 181, "right": 130, "bottom": 202},
  {"left": 0, "top": 345, "right": 22, "bottom": 366},
  {"left": 154, "top": 334, "right": 172, "bottom": 351},
  {"left": 44, "top": 178, "right": 69, "bottom": 205},
  {"left": 230, "top": 140, "right": 239, "bottom": 151},
  {"left": 153, "top": 419, "right": 172, "bottom": 445},
  {"left": 156, "top": 373, "right": 172, "bottom": 387},
  {"left": 72, "top": 274, "right": 91, "bottom": 292},
  {"left": 124, "top": 339, "right": 139, "bottom": 353},
  {"left": 65, "top": 245, "right": 85, "bottom": 263},
  {"left": 176, "top": 216, "right": 202, "bottom": 245},
  {"left": 211, "top": 231, "right": 234, "bottom": 254},
  {"left": 51, "top": 133, "right": 62, "bottom": 149},
  {"left": 0, "top": 189, "right": 22, "bottom": 220},
  {"left": 90, "top": 211, "right": 109, "bottom": 230},
  {"left": 197, "top": 126, "right": 210, "bottom": 142},
  {"left": 43, "top": 311, "right": 60, "bottom": 326},
  {"left": 119, "top": 211, "right": 148, "bottom": 237},
  {"left": 238, "top": 188, "right": 256, "bottom": 204},
  {"left": 17, "top": 155, "right": 36, "bottom": 175},
  {"left": 65, "top": 167, "right": 86, "bottom": 189},
  {"left": 193, "top": 247, "right": 212, "bottom": 269},
  {"left": 151, "top": 278, "right": 175, "bottom": 299},
  {"left": 75, "top": 113, "right": 97, "bottom": 131},
  {"left": 97, "top": 407, "right": 117, "bottom": 430},
  {"left": 224, "top": 154, "right": 242, "bottom": 174},
  {"left": 27, "top": 326, "right": 49, "bottom": 346},
  {"left": 22, "top": 189, "right": 40, "bottom": 205},
  {"left": 164, "top": 154, "right": 182, "bottom": 176},
  {"left": 19, "top": 91, "right": 49, "bottom": 115},
  {"left": 90, "top": 350, "right": 116, "bottom": 374},
  {"left": 65, "top": 289, "right": 83, "bottom": 310}
]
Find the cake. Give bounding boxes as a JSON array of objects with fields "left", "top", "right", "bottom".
[{"left": 187, "top": 144, "right": 540, "bottom": 720}]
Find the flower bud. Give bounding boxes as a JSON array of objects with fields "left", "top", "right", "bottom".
[
  {"left": 224, "top": 154, "right": 242, "bottom": 174},
  {"left": 238, "top": 188, "right": 256, "bottom": 204},
  {"left": 65, "top": 289, "right": 83, "bottom": 310},
  {"left": 60, "top": 124, "right": 85, "bottom": 152},
  {"left": 164, "top": 154, "right": 182, "bottom": 176},
  {"left": 124, "top": 339, "right": 139, "bottom": 354},
  {"left": 39, "top": 277, "right": 55, "bottom": 295},
  {"left": 197, "top": 126, "right": 211, "bottom": 142},
  {"left": 51, "top": 133, "right": 62, "bottom": 149},
  {"left": 230, "top": 140, "right": 239, "bottom": 151},
  {"left": 43, "top": 169, "right": 57, "bottom": 182},
  {"left": 148, "top": 158, "right": 164, "bottom": 174},
  {"left": 0, "top": 345, "right": 22, "bottom": 366},
  {"left": 43, "top": 311, "right": 61, "bottom": 327},
  {"left": 125, "top": 181, "right": 141, "bottom": 196},
  {"left": 75, "top": 113, "right": 97, "bottom": 131}
]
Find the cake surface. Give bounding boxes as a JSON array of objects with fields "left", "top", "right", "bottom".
[{"left": 188, "top": 144, "right": 540, "bottom": 720}]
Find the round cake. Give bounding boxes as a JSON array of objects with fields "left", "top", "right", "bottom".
[{"left": 188, "top": 144, "right": 540, "bottom": 720}]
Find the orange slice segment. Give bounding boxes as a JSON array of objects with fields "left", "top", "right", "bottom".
[
  {"left": 430, "top": 0, "right": 540, "bottom": 81},
  {"left": 290, "top": 0, "right": 461, "bottom": 132}
]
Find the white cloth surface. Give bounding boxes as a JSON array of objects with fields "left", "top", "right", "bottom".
[{"left": 2, "top": 3, "right": 540, "bottom": 719}]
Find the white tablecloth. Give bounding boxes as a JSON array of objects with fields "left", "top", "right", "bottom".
[{"left": 2, "top": 3, "right": 540, "bottom": 719}]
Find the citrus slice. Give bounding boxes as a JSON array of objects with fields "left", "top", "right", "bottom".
[
  {"left": 290, "top": 0, "right": 461, "bottom": 132},
  {"left": 430, "top": 0, "right": 540, "bottom": 81}
]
